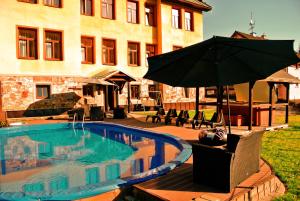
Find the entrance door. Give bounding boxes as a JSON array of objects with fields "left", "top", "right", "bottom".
[{"left": 107, "top": 85, "right": 115, "bottom": 110}]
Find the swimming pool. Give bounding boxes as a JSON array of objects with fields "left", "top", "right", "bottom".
[{"left": 0, "top": 122, "right": 191, "bottom": 201}]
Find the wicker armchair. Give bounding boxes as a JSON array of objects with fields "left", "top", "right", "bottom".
[{"left": 192, "top": 130, "right": 264, "bottom": 192}]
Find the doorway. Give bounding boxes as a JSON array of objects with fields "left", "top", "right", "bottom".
[{"left": 107, "top": 85, "right": 115, "bottom": 110}]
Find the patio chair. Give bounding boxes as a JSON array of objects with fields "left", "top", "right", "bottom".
[
  {"left": 67, "top": 108, "right": 84, "bottom": 121},
  {"left": 90, "top": 106, "right": 105, "bottom": 121},
  {"left": 202, "top": 111, "right": 226, "bottom": 130},
  {"left": 192, "top": 130, "right": 264, "bottom": 192},
  {"left": 176, "top": 110, "right": 190, "bottom": 126},
  {"left": 191, "top": 111, "right": 206, "bottom": 129},
  {"left": 146, "top": 107, "right": 165, "bottom": 123},
  {"left": 164, "top": 109, "right": 178, "bottom": 125}
]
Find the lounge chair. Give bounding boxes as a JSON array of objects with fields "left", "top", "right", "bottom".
[
  {"left": 202, "top": 110, "right": 226, "bottom": 130},
  {"left": 164, "top": 109, "right": 178, "bottom": 125},
  {"left": 146, "top": 107, "right": 165, "bottom": 123},
  {"left": 191, "top": 111, "right": 206, "bottom": 129},
  {"left": 192, "top": 130, "right": 264, "bottom": 192},
  {"left": 176, "top": 110, "right": 190, "bottom": 126}
]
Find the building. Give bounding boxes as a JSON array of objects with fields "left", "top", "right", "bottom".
[
  {"left": 287, "top": 53, "right": 300, "bottom": 101},
  {"left": 0, "top": 0, "right": 211, "bottom": 118}
]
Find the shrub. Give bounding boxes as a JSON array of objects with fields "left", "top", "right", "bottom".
[{"left": 0, "top": 121, "right": 9, "bottom": 128}]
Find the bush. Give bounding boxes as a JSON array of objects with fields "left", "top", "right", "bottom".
[{"left": 0, "top": 121, "right": 9, "bottom": 128}]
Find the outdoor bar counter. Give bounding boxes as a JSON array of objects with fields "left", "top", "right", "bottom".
[{"left": 222, "top": 102, "right": 278, "bottom": 127}]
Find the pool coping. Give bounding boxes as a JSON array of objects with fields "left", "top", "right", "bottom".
[{"left": 0, "top": 122, "right": 192, "bottom": 201}]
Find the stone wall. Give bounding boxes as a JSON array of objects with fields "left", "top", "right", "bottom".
[
  {"left": 0, "top": 76, "right": 85, "bottom": 117},
  {"left": 163, "top": 85, "right": 205, "bottom": 103}
]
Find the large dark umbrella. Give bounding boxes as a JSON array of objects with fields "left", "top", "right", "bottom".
[{"left": 144, "top": 36, "right": 299, "bottom": 132}]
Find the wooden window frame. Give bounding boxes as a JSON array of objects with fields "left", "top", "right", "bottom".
[
  {"left": 101, "top": 0, "right": 115, "bottom": 20},
  {"left": 128, "top": 41, "right": 140, "bottom": 66},
  {"left": 148, "top": 84, "right": 157, "bottom": 99},
  {"left": 145, "top": 3, "right": 156, "bottom": 27},
  {"left": 44, "top": 29, "right": 64, "bottom": 61},
  {"left": 43, "top": 0, "right": 63, "bottom": 8},
  {"left": 184, "top": 10, "right": 194, "bottom": 31},
  {"left": 173, "top": 45, "right": 183, "bottom": 51},
  {"left": 16, "top": 25, "right": 39, "bottom": 60},
  {"left": 81, "top": 35, "right": 96, "bottom": 64},
  {"left": 80, "top": 0, "right": 94, "bottom": 16},
  {"left": 102, "top": 38, "right": 117, "bottom": 66},
  {"left": 171, "top": 7, "right": 182, "bottom": 29},
  {"left": 146, "top": 44, "right": 156, "bottom": 66},
  {"left": 127, "top": 0, "right": 139, "bottom": 24},
  {"left": 131, "top": 85, "right": 140, "bottom": 99},
  {"left": 36, "top": 84, "right": 51, "bottom": 99},
  {"left": 17, "top": 0, "right": 38, "bottom": 4}
]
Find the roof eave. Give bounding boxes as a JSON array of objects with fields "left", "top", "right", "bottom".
[{"left": 162, "top": 0, "right": 212, "bottom": 12}]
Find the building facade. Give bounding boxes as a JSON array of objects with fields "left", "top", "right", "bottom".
[
  {"left": 0, "top": 0, "right": 211, "bottom": 117},
  {"left": 287, "top": 54, "right": 300, "bottom": 101}
]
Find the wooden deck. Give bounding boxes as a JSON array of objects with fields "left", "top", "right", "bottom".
[
  {"left": 132, "top": 159, "right": 277, "bottom": 201},
  {"left": 8, "top": 114, "right": 286, "bottom": 201}
]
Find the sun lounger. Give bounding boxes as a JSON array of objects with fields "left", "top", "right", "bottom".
[
  {"left": 191, "top": 111, "right": 205, "bottom": 129},
  {"left": 176, "top": 110, "right": 190, "bottom": 126},
  {"left": 202, "top": 111, "right": 226, "bottom": 130},
  {"left": 146, "top": 107, "right": 165, "bottom": 123},
  {"left": 164, "top": 109, "right": 178, "bottom": 125}
]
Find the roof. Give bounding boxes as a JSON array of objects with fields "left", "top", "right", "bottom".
[
  {"left": 78, "top": 77, "right": 115, "bottom": 86},
  {"left": 231, "top": 31, "right": 266, "bottom": 40},
  {"left": 261, "top": 70, "right": 300, "bottom": 84},
  {"left": 162, "top": 0, "right": 212, "bottom": 11},
  {"left": 72, "top": 77, "right": 115, "bottom": 85},
  {"left": 93, "top": 70, "right": 136, "bottom": 82}
]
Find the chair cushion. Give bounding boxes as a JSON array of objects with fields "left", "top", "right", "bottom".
[{"left": 198, "top": 128, "right": 227, "bottom": 146}]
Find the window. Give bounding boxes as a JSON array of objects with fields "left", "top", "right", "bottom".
[
  {"left": 80, "top": 0, "right": 93, "bottom": 16},
  {"left": 146, "top": 44, "right": 156, "bottom": 66},
  {"left": 102, "top": 0, "right": 114, "bottom": 19},
  {"left": 81, "top": 36, "right": 95, "bottom": 64},
  {"left": 17, "top": 27, "right": 38, "bottom": 60},
  {"left": 127, "top": 1, "right": 138, "bottom": 24},
  {"left": 83, "top": 85, "right": 94, "bottom": 97},
  {"left": 128, "top": 42, "right": 140, "bottom": 66},
  {"left": 102, "top": 39, "right": 116, "bottom": 65},
  {"left": 145, "top": 4, "right": 155, "bottom": 26},
  {"left": 49, "top": 176, "right": 69, "bottom": 192},
  {"left": 131, "top": 85, "right": 140, "bottom": 99},
  {"left": 44, "top": 30, "right": 63, "bottom": 60},
  {"left": 44, "top": 0, "right": 62, "bottom": 8},
  {"left": 172, "top": 8, "right": 181, "bottom": 29},
  {"left": 148, "top": 84, "right": 157, "bottom": 99},
  {"left": 36, "top": 85, "right": 50, "bottom": 99},
  {"left": 173, "top": 46, "right": 182, "bottom": 51},
  {"left": 18, "top": 0, "right": 37, "bottom": 3},
  {"left": 184, "top": 11, "right": 193, "bottom": 31}
]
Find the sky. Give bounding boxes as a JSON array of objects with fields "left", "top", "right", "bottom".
[{"left": 203, "top": 0, "right": 300, "bottom": 51}]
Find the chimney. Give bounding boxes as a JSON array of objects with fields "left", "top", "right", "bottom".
[{"left": 261, "top": 33, "right": 267, "bottom": 38}]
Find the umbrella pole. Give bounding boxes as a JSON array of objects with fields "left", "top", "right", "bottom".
[
  {"left": 226, "top": 86, "right": 232, "bottom": 134},
  {"left": 195, "top": 87, "right": 199, "bottom": 114}
]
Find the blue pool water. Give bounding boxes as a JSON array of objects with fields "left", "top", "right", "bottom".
[{"left": 0, "top": 122, "right": 191, "bottom": 201}]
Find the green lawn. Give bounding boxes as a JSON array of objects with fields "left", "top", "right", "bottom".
[{"left": 262, "top": 114, "right": 300, "bottom": 201}]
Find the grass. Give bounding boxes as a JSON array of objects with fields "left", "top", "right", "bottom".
[{"left": 261, "top": 114, "right": 300, "bottom": 201}]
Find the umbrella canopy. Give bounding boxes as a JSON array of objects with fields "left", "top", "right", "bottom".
[{"left": 144, "top": 36, "right": 300, "bottom": 87}]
